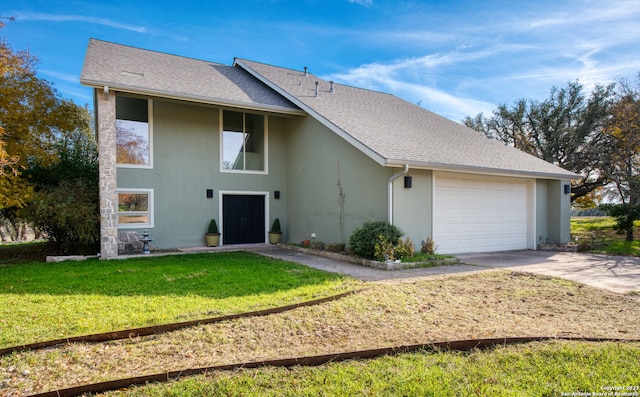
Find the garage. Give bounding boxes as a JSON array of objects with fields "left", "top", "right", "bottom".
[{"left": 433, "top": 173, "right": 534, "bottom": 254}]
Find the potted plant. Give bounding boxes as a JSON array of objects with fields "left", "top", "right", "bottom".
[
  {"left": 268, "top": 218, "right": 282, "bottom": 244},
  {"left": 205, "top": 219, "right": 220, "bottom": 247}
]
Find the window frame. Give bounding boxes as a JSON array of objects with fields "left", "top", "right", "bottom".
[
  {"left": 116, "top": 188, "right": 154, "bottom": 228},
  {"left": 219, "top": 109, "right": 268, "bottom": 174},
  {"left": 116, "top": 96, "right": 153, "bottom": 169}
]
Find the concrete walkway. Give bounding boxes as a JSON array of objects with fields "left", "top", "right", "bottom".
[
  {"left": 457, "top": 250, "right": 640, "bottom": 294},
  {"left": 185, "top": 244, "right": 640, "bottom": 294},
  {"left": 249, "top": 245, "right": 485, "bottom": 282}
]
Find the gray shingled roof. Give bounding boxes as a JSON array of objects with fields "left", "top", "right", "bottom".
[
  {"left": 80, "top": 39, "right": 302, "bottom": 114},
  {"left": 235, "top": 59, "right": 578, "bottom": 179},
  {"left": 80, "top": 39, "right": 576, "bottom": 179}
]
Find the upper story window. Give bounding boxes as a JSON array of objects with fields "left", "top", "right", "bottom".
[
  {"left": 221, "top": 110, "right": 266, "bottom": 173},
  {"left": 116, "top": 96, "right": 152, "bottom": 168}
]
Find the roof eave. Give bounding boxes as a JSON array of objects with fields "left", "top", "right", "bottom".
[
  {"left": 80, "top": 78, "right": 306, "bottom": 116},
  {"left": 384, "top": 159, "right": 580, "bottom": 180}
]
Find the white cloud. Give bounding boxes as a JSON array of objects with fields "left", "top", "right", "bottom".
[
  {"left": 348, "top": 0, "right": 373, "bottom": 6},
  {"left": 324, "top": 54, "right": 497, "bottom": 121},
  {"left": 40, "top": 69, "right": 78, "bottom": 84},
  {"left": 16, "top": 12, "right": 148, "bottom": 33}
]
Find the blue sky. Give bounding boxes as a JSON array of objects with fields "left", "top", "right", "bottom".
[{"left": 3, "top": 0, "right": 639, "bottom": 122}]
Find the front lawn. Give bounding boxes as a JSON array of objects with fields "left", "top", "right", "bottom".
[
  {"left": 104, "top": 340, "right": 640, "bottom": 397},
  {"left": 0, "top": 251, "right": 354, "bottom": 348}
]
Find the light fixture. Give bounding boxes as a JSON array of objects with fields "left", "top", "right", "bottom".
[{"left": 404, "top": 176, "right": 412, "bottom": 189}]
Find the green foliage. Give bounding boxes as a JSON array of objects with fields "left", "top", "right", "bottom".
[
  {"left": 0, "top": 251, "right": 350, "bottom": 347},
  {"left": 348, "top": 220, "right": 404, "bottom": 259},
  {"left": 599, "top": 203, "right": 640, "bottom": 241},
  {"left": 1, "top": 38, "right": 94, "bottom": 209},
  {"left": 20, "top": 124, "right": 99, "bottom": 254},
  {"left": 374, "top": 234, "right": 395, "bottom": 261},
  {"left": 207, "top": 219, "right": 219, "bottom": 234},
  {"left": 0, "top": 35, "right": 99, "bottom": 254},
  {"left": 464, "top": 81, "right": 615, "bottom": 203},
  {"left": 421, "top": 237, "right": 436, "bottom": 254},
  {"left": 270, "top": 218, "right": 281, "bottom": 233},
  {"left": 395, "top": 237, "right": 414, "bottom": 259},
  {"left": 373, "top": 235, "right": 414, "bottom": 261}
]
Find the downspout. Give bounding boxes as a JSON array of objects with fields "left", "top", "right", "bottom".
[{"left": 388, "top": 164, "right": 409, "bottom": 224}]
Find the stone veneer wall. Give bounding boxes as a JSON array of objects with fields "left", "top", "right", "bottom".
[
  {"left": 97, "top": 89, "right": 119, "bottom": 258},
  {"left": 118, "top": 231, "right": 144, "bottom": 254}
]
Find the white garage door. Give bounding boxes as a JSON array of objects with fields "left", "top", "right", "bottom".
[{"left": 433, "top": 173, "right": 532, "bottom": 254}]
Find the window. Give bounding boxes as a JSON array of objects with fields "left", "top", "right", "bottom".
[
  {"left": 221, "top": 110, "right": 265, "bottom": 172},
  {"left": 117, "top": 189, "right": 154, "bottom": 228},
  {"left": 116, "top": 96, "right": 152, "bottom": 167}
]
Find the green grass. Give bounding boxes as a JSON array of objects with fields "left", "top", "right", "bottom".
[
  {"left": 106, "top": 340, "right": 640, "bottom": 396},
  {"left": 0, "top": 251, "right": 353, "bottom": 348},
  {"left": 571, "top": 217, "right": 640, "bottom": 256}
]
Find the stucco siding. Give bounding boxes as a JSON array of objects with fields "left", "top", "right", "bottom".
[
  {"left": 284, "top": 116, "right": 389, "bottom": 245},
  {"left": 535, "top": 179, "right": 572, "bottom": 246},
  {"left": 393, "top": 170, "right": 433, "bottom": 247},
  {"left": 535, "top": 180, "right": 549, "bottom": 245},
  {"left": 117, "top": 98, "right": 289, "bottom": 248}
]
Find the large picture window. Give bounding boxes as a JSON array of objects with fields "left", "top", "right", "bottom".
[
  {"left": 117, "top": 189, "right": 154, "bottom": 228},
  {"left": 116, "top": 96, "right": 152, "bottom": 167},
  {"left": 222, "top": 110, "right": 265, "bottom": 172}
]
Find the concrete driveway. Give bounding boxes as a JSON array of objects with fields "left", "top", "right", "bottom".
[{"left": 457, "top": 250, "right": 640, "bottom": 294}]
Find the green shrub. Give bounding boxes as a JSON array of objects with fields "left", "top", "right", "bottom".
[
  {"left": 349, "top": 221, "right": 404, "bottom": 259},
  {"left": 207, "top": 219, "right": 219, "bottom": 234},
  {"left": 421, "top": 237, "right": 436, "bottom": 254},
  {"left": 374, "top": 234, "right": 395, "bottom": 261},
  {"left": 395, "top": 237, "right": 415, "bottom": 260},
  {"left": 270, "top": 218, "right": 281, "bottom": 233},
  {"left": 374, "top": 236, "right": 415, "bottom": 261}
]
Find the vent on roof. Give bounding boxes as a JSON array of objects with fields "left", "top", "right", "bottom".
[
  {"left": 120, "top": 70, "right": 144, "bottom": 78},
  {"left": 304, "top": 66, "right": 308, "bottom": 76},
  {"left": 315, "top": 81, "right": 319, "bottom": 97},
  {"left": 330, "top": 81, "right": 335, "bottom": 93}
]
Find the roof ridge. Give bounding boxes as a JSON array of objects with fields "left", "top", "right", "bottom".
[
  {"left": 88, "top": 38, "right": 227, "bottom": 66},
  {"left": 235, "top": 58, "right": 396, "bottom": 97}
]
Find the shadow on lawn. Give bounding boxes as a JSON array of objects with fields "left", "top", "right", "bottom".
[{"left": 0, "top": 250, "right": 345, "bottom": 298}]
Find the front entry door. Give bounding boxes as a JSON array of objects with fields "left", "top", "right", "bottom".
[{"left": 222, "top": 195, "right": 265, "bottom": 244}]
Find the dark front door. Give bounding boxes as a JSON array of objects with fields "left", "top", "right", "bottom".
[{"left": 223, "top": 195, "right": 265, "bottom": 244}]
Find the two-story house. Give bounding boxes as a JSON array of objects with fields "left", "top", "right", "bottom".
[{"left": 80, "top": 39, "right": 577, "bottom": 258}]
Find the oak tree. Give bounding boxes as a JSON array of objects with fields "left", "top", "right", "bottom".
[{"left": 463, "top": 81, "right": 615, "bottom": 203}]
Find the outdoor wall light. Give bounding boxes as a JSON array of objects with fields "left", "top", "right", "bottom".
[
  {"left": 274, "top": 190, "right": 280, "bottom": 199},
  {"left": 564, "top": 184, "right": 571, "bottom": 194},
  {"left": 206, "top": 189, "right": 214, "bottom": 198},
  {"left": 404, "top": 176, "right": 412, "bottom": 189}
]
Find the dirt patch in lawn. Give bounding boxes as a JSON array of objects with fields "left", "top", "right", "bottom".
[{"left": 2, "top": 270, "right": 639, "bottom": 396}]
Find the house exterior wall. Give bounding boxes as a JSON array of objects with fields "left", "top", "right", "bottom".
[
  {"left": 116, "top": 97, "right": 289, "bottom": 249},
  {"left": 283, "top": 116, "right": 390, "bottom": 245},
  {"left": 546, "top": 179, "right": 572, "bottom": 244},
  {"left": 535, "top": 179, "right": 549, "bottom": 245},
  {"left": 102, "top": 93, "right": 574, "bottom": 255},
  {"left": 392, "top": 170, "right": 433, "bottom": 246},
  {"left": 535, "top": 179, "right": 572, "bottom": 246}
]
